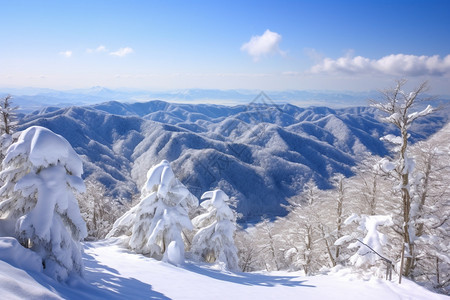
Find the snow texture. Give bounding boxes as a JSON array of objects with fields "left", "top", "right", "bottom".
[
  {"left": 0, "top": 237, "right": 43, "bottom": 272},
  {"left": 0, "top": 239, "right": 447, "bottom": 299},
  {"left": 107, "top": 160, "right": 198, "bottom": 265}
]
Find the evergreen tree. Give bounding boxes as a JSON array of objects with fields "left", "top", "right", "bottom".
[
  {"left": 191, "top": 189, "right": 239, "bottom": 271},
  {"left": 0, "top": 126, "right": 87, "bottom": 281},
  {"left": 107, "top": 160, "right": 198, "bottom": 265}
]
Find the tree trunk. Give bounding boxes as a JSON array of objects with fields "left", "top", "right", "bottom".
[
  {"left": 400, "top": 127, "right": 414, "bottom": 277},
  {"left": 436, "top": 257, "right": 440, "bottom": 287}
]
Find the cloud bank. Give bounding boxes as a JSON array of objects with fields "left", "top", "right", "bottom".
[
  {"left": 110, "top": 47, "right": 134, "bottom": 57},
  {"left": 310, "top": 53, "right": 450, "bottom": 76},
  {"left": 241, "top": 29, "right": 284, "bottom": 61}
]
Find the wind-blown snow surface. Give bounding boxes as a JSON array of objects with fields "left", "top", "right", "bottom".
[
  {"left": 0, "top": 238, "right": 447, "bottom": 299},
  {"left": 19, "top": 100, "right": 448, "bottom": 220}
]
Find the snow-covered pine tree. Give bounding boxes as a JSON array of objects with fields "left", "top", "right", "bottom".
[
  {"left": 191, "top": 189, "right": 239, "bottom": 271},
  {"left": 0, "top": 126, "right": 87, "bottom": 281},
  {"left": 107, "top": 160, "right": 198, "bottom": 265}
]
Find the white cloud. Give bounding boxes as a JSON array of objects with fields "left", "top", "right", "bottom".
[
  {"left": 110, "top": 47, "right": 134, "bottom": 57},
  {"left": 241, "top": 29, "right": 284, "bottom": 61},
  {"left": 87, "top": 45, "right": 107, "bottom": 53},
  {"left": 310, "top": 53, "right": 450, "bottom": 76},
  {"left": 59, "top": 50, "right": 72, "bottom": 58}
]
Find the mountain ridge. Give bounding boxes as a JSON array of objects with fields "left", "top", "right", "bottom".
[{"left": 19, "top": 100, "right": 449, "bottom": 221}]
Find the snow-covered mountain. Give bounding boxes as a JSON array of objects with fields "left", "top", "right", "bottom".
[
  {"left": 1, "top": 87, "right": 399, "bottom": 113},
  {"left": 19, "top": 99, "right": 449, "bottom": 221}
]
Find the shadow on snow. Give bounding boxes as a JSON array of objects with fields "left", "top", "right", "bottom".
[
  {"left": 184, "top": 262, "right": 316, "bottom": 288},
  {"left": 77, "top": 245, "right": 170, "bottom": 300}
]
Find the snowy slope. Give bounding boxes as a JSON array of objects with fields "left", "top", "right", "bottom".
[
  {"left": 19, "top": 100, "right": 449, "bottom": 220},
  {"left": 0, "top": 239, "right": 447, "bottom": 300}
]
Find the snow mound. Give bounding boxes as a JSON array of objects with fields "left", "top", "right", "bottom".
[{"left": 0, "top": 237, "right": 43, "bottom": 272}]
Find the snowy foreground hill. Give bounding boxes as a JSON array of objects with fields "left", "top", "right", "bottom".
[
  {"left": 1, "top": 238, "right": 447, "bottom": 300},
  {"left": 18, "top": 99, "right": 448, "bottom": 221}
]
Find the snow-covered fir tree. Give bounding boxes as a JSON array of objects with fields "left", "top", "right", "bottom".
[
  {"left": 107, "top": 160, "right": 198, "bottom": 265},
  {"left": 191, "top": 189, "right": 239, "bottom": 271},
  {"left": 0, "top": 126, "right": 87, "bottom": 281}
]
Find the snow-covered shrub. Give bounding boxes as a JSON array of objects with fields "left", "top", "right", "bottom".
[
  {"left": 336, "top": 214, "right": 393, "bottom": 276},
  {"left": 0, "top": 126, "right": 87, "bottom": 281},
  {"left": 107, "top": 160, "right": 198, "bottom": 265},
  {"left": 191, "top": 189, "right": 239, "bottom": 271}
]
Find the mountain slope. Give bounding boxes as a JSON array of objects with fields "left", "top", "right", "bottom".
[{"left": 19, "top": 100, "right": 448, "bottom": 220}]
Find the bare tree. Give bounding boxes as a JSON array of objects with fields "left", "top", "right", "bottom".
[
  {"left": 349, "top": 155, "right": 385, "bottom": 216},
  {"left": 332, "top": 174, "right": 346, "bottom": 263},
  {"left": 235, "top": 229, "right": 260, "bottom": 272},
  {"left": 254, "top": 217, "right": 281, "bottom": 271},
  {"left": 411, "top": 140, "right": 450, "bottom": 291},
  {"left": 77, "top": 179, "right": 126, "bottom": 240},
  {"left": 370, "top": 79, "right": 434, "bottom": 277}
]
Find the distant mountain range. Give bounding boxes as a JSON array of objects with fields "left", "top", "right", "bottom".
[
  {"left": 1, "top": 87, "right": 407, "bottom": 112},
  {"left": 18, "top": 96, "right": 449, "bottom": 221}
]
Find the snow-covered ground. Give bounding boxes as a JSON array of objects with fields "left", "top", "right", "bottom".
[{"left": 0, "top": 238, "right": 447, "bottom": 300}]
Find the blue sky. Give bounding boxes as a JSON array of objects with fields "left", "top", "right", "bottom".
[{"left": 1, "top": 0, "right": 450, "bottom": 94}]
